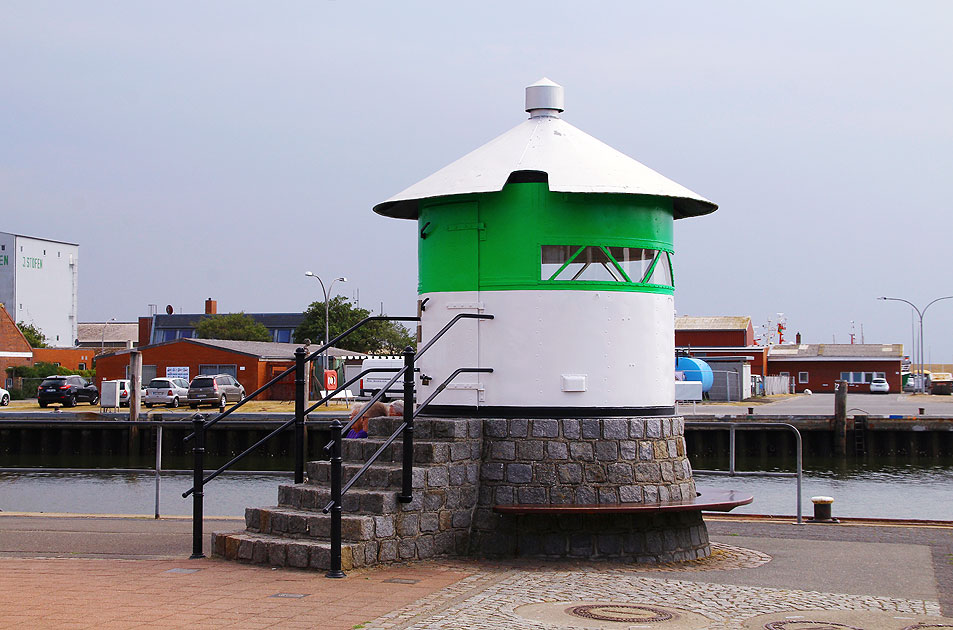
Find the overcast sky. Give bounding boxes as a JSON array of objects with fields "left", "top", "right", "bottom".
[{"left": 2, "top": 2, "right": 951, "bottom": 362}]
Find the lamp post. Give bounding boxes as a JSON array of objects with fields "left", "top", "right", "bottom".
[
  {"left": 100, "top": 317, "right": 116, "bottom": 353},
  {"left": 304, "top": 272, "right": 347, "bottom": 376},
  {"left": 878, "top": 295, "right": 953, "bottom": 393}
]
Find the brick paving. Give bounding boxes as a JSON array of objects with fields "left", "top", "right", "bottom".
[
  {"left": 1, "top": 516, "right": 952, "bottom": 629},
  {"left": 0, "top": 557, "right": 471, "bottom": 629}
]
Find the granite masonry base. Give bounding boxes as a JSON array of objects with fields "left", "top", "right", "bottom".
[{"left": 213, "top": 414, "right": 710, "bottom": 568}]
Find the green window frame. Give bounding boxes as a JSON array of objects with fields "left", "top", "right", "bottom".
[{"left": 540, "top": 245, "right": 674, "bottom": 287}]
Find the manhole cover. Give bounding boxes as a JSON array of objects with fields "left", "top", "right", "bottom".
[{"left": 568, "top": 604, "right": 676, "bottom": 623}]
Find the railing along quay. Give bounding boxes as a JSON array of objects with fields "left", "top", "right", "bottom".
[{"left": 686, "top": 421, "right": 803, "bottom": 524}]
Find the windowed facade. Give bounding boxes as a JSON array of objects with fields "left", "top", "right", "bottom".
[
  {"left": 540, "top": 245, "right": 673, "bottom": 287},
  {"left": 199, "top": 364, "right": 238, "bottom": 377},
  {"left": 839, "top": 371, "right": 886, "bottom": 384}
]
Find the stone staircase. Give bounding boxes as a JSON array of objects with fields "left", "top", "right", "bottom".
[{"left": 211, "top": 416, "right": 483, "bottom": 571}]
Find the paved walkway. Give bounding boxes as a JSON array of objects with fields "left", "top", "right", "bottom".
[{"left": 1, "top": 513, "right": 951, "bottom": 629}]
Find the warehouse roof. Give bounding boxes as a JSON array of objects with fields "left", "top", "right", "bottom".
[
  {"left": 768, "top": 344, "right": 904, "bottom": 360},
  {"left": 675, "top": 316, "right": 752, "bottom": 331},
  {"left": 97, "top": 338, "right": 363, "bottom": 361}
]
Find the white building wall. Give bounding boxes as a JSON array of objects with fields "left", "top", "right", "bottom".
[
  {"left": 0, "top": 233, "right": 78, "bottom": 346},
  {"left": 417, "top": 290, "right": 675, "bottom": 410}
]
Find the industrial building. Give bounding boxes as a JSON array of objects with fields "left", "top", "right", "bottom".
[{"left": 0, "top": 232, "right": 79, "bottom": 346}]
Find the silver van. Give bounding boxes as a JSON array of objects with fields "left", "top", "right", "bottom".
[{"left": 188, "top": 374, "right": 245, "bottom": 408}]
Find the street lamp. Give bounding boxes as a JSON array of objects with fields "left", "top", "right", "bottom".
[
  {"left": 878, "top": 295, "right": 953, "bottom": 393},
  {"left": 100, "top": 317, "right": 116, "bottom": 353},
  {"left": 304, "top": 272, "right": 347, "bottom": 374}
]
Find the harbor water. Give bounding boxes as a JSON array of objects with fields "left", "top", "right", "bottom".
[{"left": 1, "top": 456, "right": 951, "bottom": 520}]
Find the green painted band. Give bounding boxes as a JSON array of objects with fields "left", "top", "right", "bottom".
[{"left": 418, "top": 183, "right": 675, "bottom": 294}]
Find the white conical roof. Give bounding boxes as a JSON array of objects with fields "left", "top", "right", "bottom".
[{"left": 374, "top": 79, "right": 717, "bottom": 220}]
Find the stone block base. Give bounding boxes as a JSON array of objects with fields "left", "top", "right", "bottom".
[{"left": 470, "top": 509, "right": 710, "bottom": 563}]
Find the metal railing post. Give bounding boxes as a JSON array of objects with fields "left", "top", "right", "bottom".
[
  {"left": 154, "top": 424, "right": 162, "bottom": 520},
  {"left": 326, "top": 419, "right": 345, "bottom": 578},
  {"left": 294, "top": 347, "right": 306, "bottom": 485},
  {"left": 729, "top": 424, "right": 736, "bottom": 475},
  {"left": 398, "top": 345, "right": 415, "bottom": 503},
  {"left": 190, "top": 414, "right": 206, "bottom": 559}
]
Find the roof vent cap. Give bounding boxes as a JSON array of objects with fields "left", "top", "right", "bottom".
[{"left": 525, "top": 77, "right": 564, "bottom": 118}]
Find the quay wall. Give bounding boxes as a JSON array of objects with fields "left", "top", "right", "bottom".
[{"left": 1, "top": 414, "right": 953, "bottom": 465}]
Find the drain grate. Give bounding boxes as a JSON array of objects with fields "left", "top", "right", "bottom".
[
  {"left": 270, "top": 593, "right": 309, "bottom": 599},
  {"left": 384, "top": 578, "right": 420, "bottom": 584},
  {"left": 567, "top": 604, "right": 675, "bottom": 623}
]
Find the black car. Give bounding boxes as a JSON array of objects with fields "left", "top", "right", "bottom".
[{"left": 37, "top": 375, "right": 99, "bottom": 407}]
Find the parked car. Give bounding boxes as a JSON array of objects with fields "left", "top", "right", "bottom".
[
  {"left": 188, "top": 374, "right": 245, "bottom": 409},
  {"left": 869, "top": 377, "right": 890, "bottom": 394},
  {"left": 37, "top": 375, "right": 99, "bottom": 407},
  {"left": 0, "top": 387, "right": 9, "bottom": 406},
  {"left": 144, "top": 377, "right": 190, "bottom": 408}
]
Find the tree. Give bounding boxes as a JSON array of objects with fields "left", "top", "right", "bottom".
[
  {"left": 194, "top": 312, "right": 272, "bottom": 342},
  {"left": 294, "top": 296, "right": 415, "bottom": 354},
  {"left": 17, "top": 321, "right": 48, "bottom": 348}
]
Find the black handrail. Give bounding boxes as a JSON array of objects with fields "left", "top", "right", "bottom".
[
  {"left": 184, "top": 316, "right": 420, "bottom": 442},
  {"left": 321, "top": 367, "right": 492, "bottom": 514},
  {"left": 181, "top": 366, "right": 407, "bottom": 499},
  {"left": 183, "top": 315, "right": 419, "bottom": 557},
  {"left": 323, "top": 366, "right": 410, "bottom": 451},
  {"left": 322, "top": 314, "right": 493, "bottom": 576},
  {"left": 416, "top": 313, "right": 493, "bottom": 357}
]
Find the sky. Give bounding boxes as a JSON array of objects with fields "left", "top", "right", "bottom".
[{"left": 2, "top": 2, "right": 952, "bottom": 362}]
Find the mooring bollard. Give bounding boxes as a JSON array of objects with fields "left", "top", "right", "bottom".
[{"left": 809, "top": 496, "right": 836, "bottom": 523}]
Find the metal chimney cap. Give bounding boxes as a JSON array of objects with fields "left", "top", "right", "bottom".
[{"left": 525, "top": 77, "right": 564, "bottom": 117}]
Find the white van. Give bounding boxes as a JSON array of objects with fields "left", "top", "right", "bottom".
[{"left": 359, "top": 358, "right": 406, "bottom": 399}]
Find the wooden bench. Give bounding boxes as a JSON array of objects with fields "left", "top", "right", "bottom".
[{"left": 492, "top": 488, "right": 753, "bottom": 515}]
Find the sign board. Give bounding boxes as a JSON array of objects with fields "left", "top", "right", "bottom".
[
  {"left": 166, "top": 366, "right": 189, "bottom": 381},
  {"left": 324, "top": 370, "right": 338, "bottom": 391}
]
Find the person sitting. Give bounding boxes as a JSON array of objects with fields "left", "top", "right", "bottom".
[{"left": 346, "top": 401, "right": 388, "bottom": 438}]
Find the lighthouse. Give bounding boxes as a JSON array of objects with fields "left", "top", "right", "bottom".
[{"left": 374, "top": 78, "right": 716, "bottom": 417}]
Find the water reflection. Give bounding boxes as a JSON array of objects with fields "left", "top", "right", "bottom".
[{"left": 0, "top": 471, "right": 290, "bottom": 517}]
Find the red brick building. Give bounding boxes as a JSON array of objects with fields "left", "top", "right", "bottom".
[
  {"left": 675, "top": 316, "right": 767, "bottom": 377},
  {"left": 0, "top": 304, "right": 33, "bottom": 387},
  {"left": 95, "top": 338, "right": 360, "bottom": 400},
  {"left": 675, "top": 316, "right": 755, "bottom": 348},
  {"left": 767, "top": 344, "right": 904, "bottom": 393},
  {"left": 32, "top": 347, "right": 95, "bottom": 371}
]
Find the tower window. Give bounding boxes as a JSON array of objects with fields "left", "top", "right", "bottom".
[{"left": 541, "top": 245, "right": 674, "bottom": 287}]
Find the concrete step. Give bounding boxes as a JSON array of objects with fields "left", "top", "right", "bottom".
[
  {"left": 245, "top": 506, "right": 388, "bottom": 542},
  {"left": 365, "top": 416, "right": 480, "bottom": 440},
  {"left": 307, "top": 461, "right": 426, "bottom": 490},
  {"left": 338, "top": 438, "right": 477, "bottom": 464},
  {"left": 277, "top": 483, "right": 402, "bottom": 515},
  {"left": 211, "top": 530, "right": 362, "bottom": 570}
]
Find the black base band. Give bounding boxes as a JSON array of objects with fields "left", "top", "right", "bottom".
[{"left": 417, "top": 405, "right": 677, "bottom": 419}]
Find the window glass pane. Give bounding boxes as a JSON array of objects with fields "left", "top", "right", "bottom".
[
  {"left": 275, "top": 329, "right": 292, "bottom": 343},
  {"left": 606, "top": 247, "right": 655, "bottom": 282},
  {"left": 645, "top": 251, "right": 674, "bottom": 286},
  {"left": 552, "top": 246, "right": 622, "bottom": 282},
  {"left": 541, "top": 245, "right": 583, "bottom": 280},
  {"left": 840, "top": 372, "right": 849, "bottom": 381}
]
